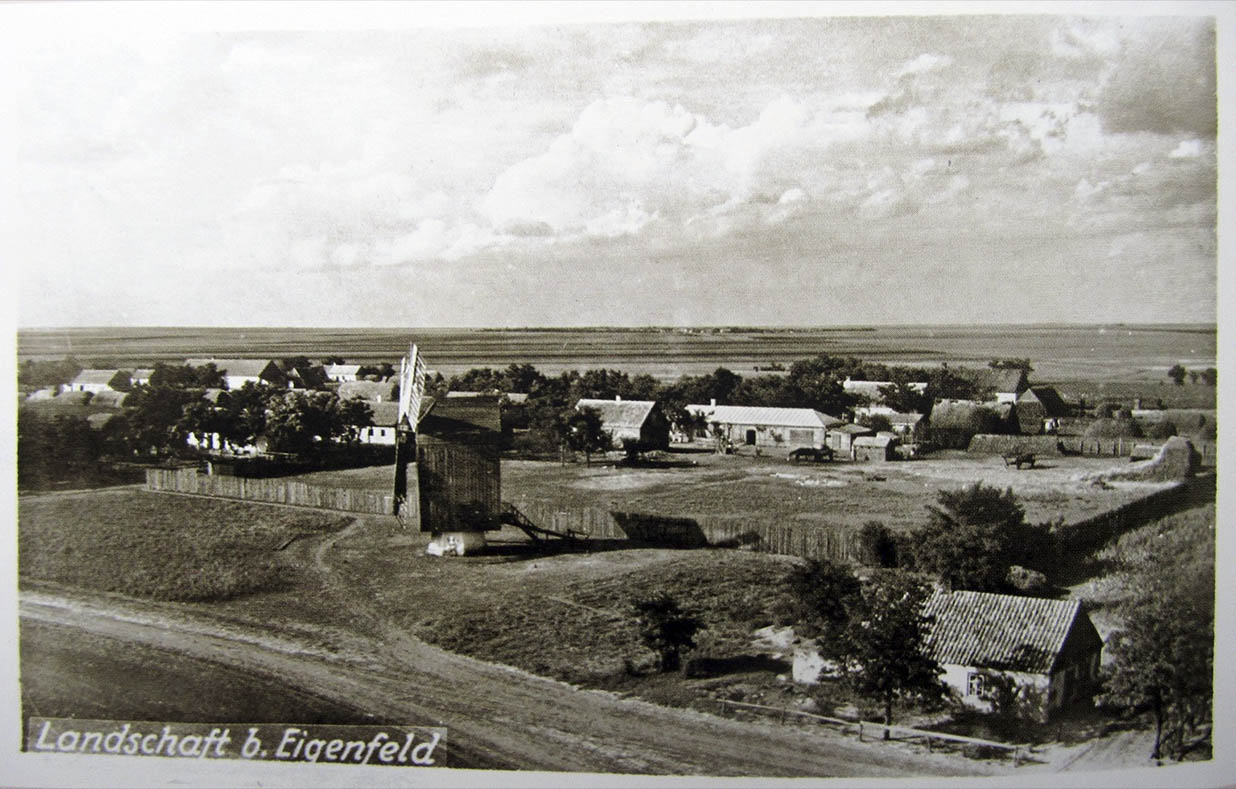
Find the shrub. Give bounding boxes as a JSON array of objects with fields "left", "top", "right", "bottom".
[
  {"left": 857, "top": 521, "right": 898, "bottom": 568},
  {"left": 1146, "top": 420, "right": 1178, "bottom": 440}
]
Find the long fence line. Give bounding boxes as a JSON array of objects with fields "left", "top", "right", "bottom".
[
  {"left": 145, "top": 468, "right": 403, "bottom": 517},
  {"left": 716, "top": 699, "right": 1027, "bottom": 763},
  {"left": 147, "top": 466, "right": 1211, "bottom": 563}
]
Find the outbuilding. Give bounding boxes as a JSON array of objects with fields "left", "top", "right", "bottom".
[
  {"left": 63, "top": 369, "right": 130, "bottom": 394},
  {"left": 325, "top": 364, "right": 362, "bottom": 382},
  {"left": 577, "top": 397, "right": 670, "bottom": 451},
  {"left": 851, "top": 433, "right": 898, "bottom": 461},
  {"left": 924, "top": 590, "right": 1103, "bottom": 721},
  {"left": 825, "top": 422, "right": 875, "bottom": 454}
]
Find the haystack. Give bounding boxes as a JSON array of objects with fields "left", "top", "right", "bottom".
[{"left": 1092, "top": 436, "right": 1199, "bottom": 483}]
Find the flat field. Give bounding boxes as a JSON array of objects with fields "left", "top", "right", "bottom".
[
  {"left": 292, "top": 450, "right": 1172, "bottom": 530},
  {"left": 17, "top": 324, "right": 1215, "bottom": 383}
]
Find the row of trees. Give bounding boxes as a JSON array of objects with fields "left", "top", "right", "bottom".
[{"left": 1166, "top": 365, "right": 1217, "bottom": 386}]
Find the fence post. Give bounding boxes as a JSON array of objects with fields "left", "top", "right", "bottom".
[{"left": 858, "top": 722, "right": 863, "bottom": 742}]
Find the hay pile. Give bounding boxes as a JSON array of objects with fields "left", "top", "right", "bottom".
[{"left": 1090, "top": 436, "right": 1199, "bottom": 483}]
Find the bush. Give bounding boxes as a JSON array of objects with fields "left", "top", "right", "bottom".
[
  {"left": 858, "top": 521, "right": 898, "bottom": 568},
  {"left": 1146, "top": 420, "right": 1178, "bottom": 440}
]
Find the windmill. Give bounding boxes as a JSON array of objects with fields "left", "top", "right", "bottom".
[{"left": 392, "top": 342, "right": 502, "bottom": 556}]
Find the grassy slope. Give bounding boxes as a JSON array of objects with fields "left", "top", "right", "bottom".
[{"left": 18, "top": 491, "right": 350, "bottom": 601}]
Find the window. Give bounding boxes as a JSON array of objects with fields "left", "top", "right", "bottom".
[
  {"left": 789, "top": 429, "right": 813, "bottom": 445},
  {"left": 967, "top": 672, "right": 985, "bottom": 697}
]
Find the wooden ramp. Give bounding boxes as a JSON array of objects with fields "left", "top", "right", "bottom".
[{"left": 501, "top": 503, "right": 590, "bottom": 549}]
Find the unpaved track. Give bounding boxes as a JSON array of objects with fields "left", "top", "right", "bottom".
[{"left": 19, "top": 517, "right": 997, "bottom": 777}]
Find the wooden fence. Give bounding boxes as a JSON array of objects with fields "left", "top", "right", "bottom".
[
  {"left": 716, "top": 699, "right": 1028, "bottom": 763},
  {"left": 509, "top": 499, "right": 863, "bottom": 561},
  {"left": 146, "top": 468, "right": 401, "bottom": 516}
]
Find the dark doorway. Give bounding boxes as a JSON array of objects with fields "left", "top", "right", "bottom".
[{"left": 745, "top": 429, "right": 756, "bottom": 445}]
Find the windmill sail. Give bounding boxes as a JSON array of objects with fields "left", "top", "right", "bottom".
[{"left": 393, "top": 343, "right": 428, "bottom": 520}]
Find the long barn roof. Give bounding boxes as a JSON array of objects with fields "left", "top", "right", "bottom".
[
  {"left": 577, "top": 398, "right": 659, "bottom": 429},
  {"left": 687, "top": 404, "right": 842, "bottom": 429}
]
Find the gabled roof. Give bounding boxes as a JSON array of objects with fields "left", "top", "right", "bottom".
[
  {"left": 366, "top": 401, "right": 402, "bottom": 427},
  {"left": 1018, "top": 386, "right": 1068, "bottom": 417},
  {"left": 325, "top": 364, "right": 362, "bottom": 376},
  {"left": 421, "top": 394, "right": 502, "bottom": 436},
  {"left": 577, "top": 399, "right": 660, "bottom": 430},
  {"left": 71, "top": 369, "right": 125, "bottom": 386},
  {"left": 186, "top": 359, "right": 279, "bottom": 378},
  {"left": 923, "top": 590, "right": 1095, "bottom": 674},
  {"left": 131, "top": 368, "right": 154, "bottom": 380},
  {"left": 686, "top": 404, "right": 842, "bottom": 430},
  {"left": 887, "top": 411, "right": 926, "bottom": 426}
]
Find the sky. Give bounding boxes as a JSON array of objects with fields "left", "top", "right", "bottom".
[{"left": 6, "top": 5, "right": 1222, "bottom": 327}]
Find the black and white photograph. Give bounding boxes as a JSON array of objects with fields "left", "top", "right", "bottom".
[{"left": 4, "top": 2, "right": 1229, "bottom": 787}]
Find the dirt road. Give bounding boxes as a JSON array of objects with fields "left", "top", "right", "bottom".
[{"left": 20, "top": 570, "right": 998, "bottom": 777}]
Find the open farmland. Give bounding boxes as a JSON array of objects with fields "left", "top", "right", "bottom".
[
  {"left": 291, "top": 449, "right": 1173, "bottom": 531},
  {"left": 17, "top": 323, "right": 1215, "bottom": 383}
]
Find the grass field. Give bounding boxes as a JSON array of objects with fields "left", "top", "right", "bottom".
[
  {"left": 18, "top": 490, "right": 350, "bottom": 601},
  {"left": 291, "top": 449, "right": 1171, "bottom": 531}
]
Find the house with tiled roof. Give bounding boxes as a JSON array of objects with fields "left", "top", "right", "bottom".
[
  {"left": 578, "top": 397, "right": 670, "bottom": 451},
  {"left": 924, "top": 590, "right": 1103, "bottom": 720},
  {"left": 186, "top": 358, "right": 287, "bottom": 391},
  {"left": 687, "top": 403, "right": 842, "bottom": 451}
]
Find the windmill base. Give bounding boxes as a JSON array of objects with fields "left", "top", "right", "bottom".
[{"left": 425, "top": 531, "right": 487, "bottom": 557}]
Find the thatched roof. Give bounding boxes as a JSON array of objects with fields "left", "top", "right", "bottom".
[
  {"left": 578, "top": 398, "right": 661, "bottom": 431},
  {"left": 1083, "top": 417, "right": 1143, "bottom": 439}
]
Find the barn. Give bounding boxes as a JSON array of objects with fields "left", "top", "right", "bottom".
[
  {"left": 924, "top": 590, "right": 1103, "bottom": 721},
  {"left": 851, "top": 434, "right": 898, "bottom": 461},
  {"left": 64, "top": 369, "right": 130, "bottom": 394},
  {"left": 577, "top": 398, "right": 670, "bottom": 450},
  {"left": 415, "top": 395, "right": 503, "bottom": 533},
  {"left": 961, "top": 368, "right": 1029, "bottom": 404},
  {"left": 687, "top": 404, "right": 842, "bottom": 451},
  {"left": 186, "top": 358, "right": 287, "bottom": 390}
]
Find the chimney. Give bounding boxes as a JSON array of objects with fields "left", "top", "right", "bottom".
[
  {"left": 615, "top": 395, "right": 621, "bottom": 402},
  {"left": 710, "top": 398, "right": 716, "bottom": 407}
]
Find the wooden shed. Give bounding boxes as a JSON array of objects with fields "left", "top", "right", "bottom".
[
  {"left": 851, "top": 433, "right": 898, "bottom": 461},
  {"left": 414, "top": 395, "right": 502, "bottom": 533}
]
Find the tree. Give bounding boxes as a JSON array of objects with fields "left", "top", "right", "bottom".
[
  {"left": 123, "top": 385, "right": 200, "bottom": 455},
  {"left": 988, "top": 358, "right": 1033, "bottom": 373},
  {"left": 333, "top": 396, "right": 374, "bottom": 444},
  {"left": 264, "top": 391, "right": 352, "bottom": 455},
  {"left": 858, "top": 521, "right": 899, "bottom": 568},
  {"left": 908, "top": 483, "right": 1036, "bottom": 592},
  {"left": 777, "top": 559, "right": 863, "bottom": 643},
  {"left": 217, "top": 383, "right": 270, "bottom": 450},
  {"left": 1100, "top": 566, "right": 1213, "bottom": 762},
  {"left": 566, "top": 406, "right": 611, "bottom": 465},
  {"left": 1199, "top": 367, "right": 1216, "bottom": 386},
  {"left": 876, "top": 382, "right": 930, "bottom": 415},
  {"left": 1167, "top": 364, "right": 1187, "bottom": 386},
  {"left": 860, "top": 413, "right": 893, "bottom": 433},
  {"left": 833, "top": 572, "right": 945, "bottom": 737},
  {"left": 632, "top": 592, "right": 704, "bottom": 672}
]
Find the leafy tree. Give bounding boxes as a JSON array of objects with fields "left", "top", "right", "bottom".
[
  {"left": 776, "top": 559, "right": 863, "bottom": 643},
  {"left": 632, "top": 592, "right": 704, "bottom": 672},
  {"left": 17, "top": 411, "right": 100, "bottom": 485},
  {"left": 1167, "top": 364, "right": 1187, "bottom": 386},
  {"left": 566, "top": 406, "right": 611, "bottom": 465},
  {"left": 858, "top": 521, "right": 899, "bottom": 568},
  {"left": 334, "top": 396, "right": 374, "bottom": 444},
  {"left": 1188, "top": 370, "right": 1199, "bottom": 385},
  {"left": 123, "top": 385, "right": 200, "bottom": 455},
  {"left": 876, "top": 382, "right": 930, "bottom": 414},
  {"left": 988, "top": 358, "right": 1033, "bottom": 373},
  {"left": 908, "top": 483, "right": 1035, "bottom": 592},
  {"left": 832, "top": 572, "right": 945, "bottom": 737},
  {"left": 860, "top": 413, "right": 893, "bottom": 433},
  {"left": 1100, "top": 566, "right": 1213, "bottom": 762},
  {"left": 264, "top": 391, "right": 350, "bottom": 455},
  {"left": 1199, "top": 367, "right": 1216, "bottom": 386},
  {"left": 278, "top": 356, "right": 312, "bottom": 373},
  {"left": 18, "top": 356, "right": 83, "bottom": 389},
  {"left": 218, "top": 383, "right": 271, "bottom": 449}
]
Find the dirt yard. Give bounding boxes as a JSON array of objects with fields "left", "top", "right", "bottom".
[{"left": 293, "top": 448, "right": 1173, "bottom": 531}]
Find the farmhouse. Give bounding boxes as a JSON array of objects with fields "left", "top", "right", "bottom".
[
  {"left": 355, "top": 401, "right": 400, "bottom": 445},
  {"left": 63, "top": 369, "right": 129, "bottom": 394},
  {"left": 687, "top": 403, "right": 842, "bottom": 451},
  {"left": 325, "top": 364, "right": 362, "bottom": 382},
  {"left": 1016, "top": 386, "right": 1069, "bottom": 434},
  {"left": 186, "top": 358, "right": 287, "bottom": 390},
  {"left": 577, "top": 397, "right": 670, "bottom": 450},
  {"left": 824, "top": 422, "right": 875, "bottom": 454},
  {"left": 924, "top": 590, "right": 1103, "bottom": 721},
  {"left": 851, "top": 434, "right": 898, "bottom": 461},
  {"left": 130, "top": 368, "right": 154, "bottom": 386},
  {"left": 961, "top": 368, "right": 1030, "bottom": 404}
]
